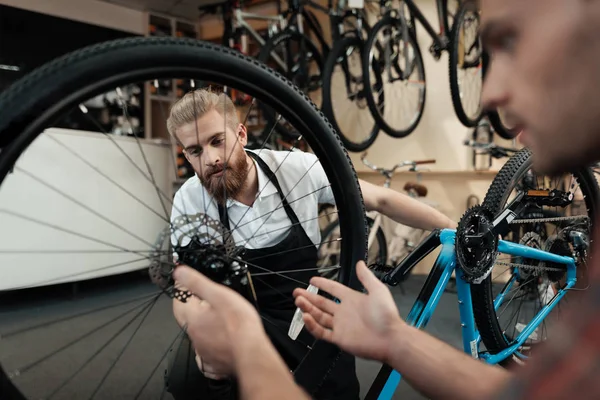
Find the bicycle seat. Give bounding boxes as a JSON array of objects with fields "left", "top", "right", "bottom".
[{"left": 404, "top": 182, "right": 428, "bottom": 197}]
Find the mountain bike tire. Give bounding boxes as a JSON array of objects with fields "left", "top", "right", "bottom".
[
  {"left": 0, "top": 36, "right": 367, "bottom": 398},
  {"left": 449, "top": 0, "right": 483, "bottom": 127},
  {"left": 362, "top": 15, "right": 426, "bottom": 138},
  {"left": 472, "top": 148, "right": 599, "bottom": 366},
  {"left": 258, "top": 30, "right": 324, "bottom": 141},
  {"left": 321, "top": 35, "right": 381, "bottom": 152}
]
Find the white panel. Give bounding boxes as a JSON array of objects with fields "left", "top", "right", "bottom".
[{"left": 0, "top": 128, "right": 176, "bottom": 290}]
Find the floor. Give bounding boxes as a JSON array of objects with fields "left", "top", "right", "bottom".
[{"left": 0, "top": 272, "right": 465, "bottom": 400}]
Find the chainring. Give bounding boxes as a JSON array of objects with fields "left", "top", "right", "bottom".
[{"left": 456, "top": 205, "right": 499, "bottom": 284}]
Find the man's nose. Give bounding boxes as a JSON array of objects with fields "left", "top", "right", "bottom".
[
  {"left": 203, "top": 147, "right": 222, "bottom": 167},
  {"left": 481, "top": 58, "right": 509, "bottom": 112}
]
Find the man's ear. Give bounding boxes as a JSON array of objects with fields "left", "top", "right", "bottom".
[{"left": 237, "top": 123, "right": 248, "bottom": 147}]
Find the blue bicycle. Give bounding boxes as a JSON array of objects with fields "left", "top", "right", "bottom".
[{"left": 365, "top": 149, "right": 597, "bottom": 399}]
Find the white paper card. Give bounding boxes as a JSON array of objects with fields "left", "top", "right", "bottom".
[{"left": 288, "top": 284, "right": 319, "bottom": 340}]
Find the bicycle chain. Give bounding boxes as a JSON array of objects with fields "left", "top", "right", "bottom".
[
  {"left": 493, "top": 259, "right": 563, "bottom": 272},
  {"left": 510, "top": 215, "right": 590, "bottom": 225},
  {"left": 502, "top": 215, "right": 589, "bottom": 272}
]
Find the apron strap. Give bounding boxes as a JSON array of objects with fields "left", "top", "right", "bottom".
[{"left": 218, "top": 151, "right": 302, "bottom": 230}]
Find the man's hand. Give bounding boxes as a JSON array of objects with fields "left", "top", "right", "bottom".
[
  {"left": 293, "top": 260, "right": 402, "bottom": 363},
  {"left": 173, "top": 265, "right": 266, "bottom": 377},
  {"left": 173, "top": 265, "right": 312, "bottom": 400}
]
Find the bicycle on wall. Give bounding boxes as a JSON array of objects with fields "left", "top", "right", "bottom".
[
  {"left": 0, "top": 36, "right": 596, "bottom": 400},
  {"left": 361, "top": 0, "right": 483, "bottom": 141},
  {"left": 317, "top": 153, "right": 439, "bottom": 285}
]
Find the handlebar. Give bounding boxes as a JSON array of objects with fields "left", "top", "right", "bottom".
[
  {"left": 361, "top": 152, "right": 436, "bottom": 175},
  {"left": 463, "top": 139, "right": 519, "bottom": 159}
]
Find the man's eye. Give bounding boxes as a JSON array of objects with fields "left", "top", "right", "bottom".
[
  {"left": 489, "top": 31, "right": 516, "bottom": 54},
  {"left": 189, "top": 148, "right": 201, "bottom": 156},
  {"left": 499, "top": 35, "right": 515, "bottom": 52},
  {"left": 213, "top": 138, "right": 224, "bottom": 146}
]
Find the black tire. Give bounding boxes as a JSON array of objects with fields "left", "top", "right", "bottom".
[
  {"left": 362, "top": 15, "right": 426, "bottom": 138},
  {"left": 471, "top": 148, "right": 599, "bottom": 365},
  {"left": 0, "top": 37, "right": 367, "bottom": 398},
  {"left": 258, "top": 30, "right": 323, "bottom": 141},
  {"left": 449, "top": 0, "right": 483, "bottom": 127},
  {"left": 321, "top": 35, "right": 381, "bottom": 152}
]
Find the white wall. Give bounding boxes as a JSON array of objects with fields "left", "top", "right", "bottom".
[
  {"left": 0, "top": 129, "right": 175, "bottom": 290},
  {"left": 0, "top": 0, "right": 146, "bottom": 34}
]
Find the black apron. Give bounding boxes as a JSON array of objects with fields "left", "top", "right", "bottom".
[{"left": 165, "top": 152, "right": 359, "bottom": 400}]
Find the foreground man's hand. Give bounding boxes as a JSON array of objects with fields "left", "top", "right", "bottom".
[
  {"left": 172, "top": 265, "right": 312, "bottom": 400},
  {"left": 173, "top": 265, "right": 265, "bottom": 376},
  {"left": 293, "top": 260, "right": 402, "bottom": 363},
  {"left": 295, "top": 261, "right": 512, "bottom": 400}
]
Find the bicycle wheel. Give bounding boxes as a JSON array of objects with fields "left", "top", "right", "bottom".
[
  {"left": 449, "top": 0, "right": 483, "bottom": 127},
  {"left": 0, "top": 37, "right": 367, "bottom": 399},
  {"left": 258, "top": 30, "right": 323, "bottom": 141},
  {"left": 318, "top": 217, "right": 387, "bottom": 280},
  {"left": 470, "top": 149, "right": 599, "bottom": 366},
  {"left": 322, "top": 35, "right": 381, "bottom": 152},
  {"left": 362, "top": 15, "right": 426, "bottom": 138}
]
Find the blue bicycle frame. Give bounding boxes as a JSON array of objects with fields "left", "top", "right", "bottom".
[{"left": 366, "top": 228, "right": 577, "bottom": 400}]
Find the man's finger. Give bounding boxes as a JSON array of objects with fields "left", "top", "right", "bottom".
[
  {"left": 295, "top": 296, "right": 334, "bottom": 330},
  {"left": 308, "top": 276, "right": 352, "bottom": 300},
  {"left": 302, "top": 312, "right": 333, "bottom": 343},
  {"left": 355, "top": 261, "right": 383, "bottom": 292},
  {"left": 293, "top": 288, "right": 338, "bottom": 316}
]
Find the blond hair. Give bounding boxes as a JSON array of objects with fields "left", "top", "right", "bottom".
[{"left": 166, "top": 88, "right": 239, "bottom": 138}]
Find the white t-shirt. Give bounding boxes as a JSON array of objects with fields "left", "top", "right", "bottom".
[{"left": 170, "top": 149, "right": 335, "bottom": 251}]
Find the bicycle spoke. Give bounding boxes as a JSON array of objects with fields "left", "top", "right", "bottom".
[
  {"left": 245, "top": 210, "right": 338, "bottom": 241},
  {"left": 251, "top": 265, "right": 340, "bottom": 277},
  {"left": 15, "top": 166, "right": 154, "bottom": 248},
  {"left": 260, "top": 312, "right": 312, "bottom": 350},
  {"left": 45, "top": 296, "right": 160, "bottom": 399},
  {"left": 253, "top": 276, "right": 294, "bottom": 301},
  {"left": 0, "top": 209, "right": 174, "bottom": 264},
  {"left": 156, "top": 99, "right": 206, "bottom": 242},
  {"left": 242, "top": 158, "right": 319, "bottom": 244},
  {"left": 214, "top": 134, "right": 303, "bottom": 243},
  {"left": 228, "top": 184, "right": 331, "bottom": 240},
  {"left": 88, "top": 293, "right": 159, "bottom": 399},
  {"left": 78, "top": 105, "right": 200, "bottom": 233},
  {"left": 0, "top": 290, "right": 161, "bottom": 339},
  {"left": 78, "top": 107, "right": 173, "bottom": 208},
  {"left": 46, "top": 135, "right": 170, "bottom": 224},
  {"left": 225, "top": 254, "right": 308, "bottom": 287},
  {"left": 7, "top": 294, "right": 161, "bottom": 378},
  {"left": 5, "top": 256, "right": 152, "bottom": 291},
  {"left": 246, "top": 237, "right": 342, "bottom": 263},
  {"left": 118, "top": 89, "right": 171, "bottom": 221}
]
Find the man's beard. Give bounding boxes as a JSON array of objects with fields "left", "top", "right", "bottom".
[{"left": 199, "top": 148, "right": 249, "bottom": 205}]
